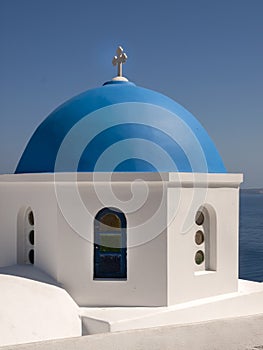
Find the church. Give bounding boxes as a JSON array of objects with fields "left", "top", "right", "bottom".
[{"left": 0, "top": 47, "right": 262, "bottom": 347}]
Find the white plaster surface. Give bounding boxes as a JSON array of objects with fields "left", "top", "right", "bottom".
[
  {"left": 0, "top": 172, "right": 243, "bottom": 307},
  {"left": 0, "top": 266, "right": 81, "bottom": 347},
  {"left": 1, "top": 171, "right": 255, "bottom": 348},
  {"left": 80, "top": 280, "right": 263, "bottom": 334},
  {"left": 2, "top": 314, "right": 263, "bottom": 350}
]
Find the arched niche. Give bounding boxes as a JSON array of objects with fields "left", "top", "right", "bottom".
[
  {"left": 195, "top": 204, "right": 217, "bottom": 271},
  {"left": 17, "top": 207, "right": 35, "bottom": 265}
]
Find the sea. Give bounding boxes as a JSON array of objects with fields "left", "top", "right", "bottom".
[{"left": 239, "top": 192, "right": 263, "bottom": 282}]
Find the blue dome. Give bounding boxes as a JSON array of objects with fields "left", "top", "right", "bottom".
[{"left": 15, "top": 80, "right": 226, "bottom": 174}]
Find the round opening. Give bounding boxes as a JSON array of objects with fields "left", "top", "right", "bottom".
[
  {"left": 28, "top": 211, "right": 34, "bottom": 226},
  {"left": 195, "top": 211, "right": 204, "bottom": 226},
  {"left": 29, "top": 230, "right": 34, "bottom": 245},
  {"left": 195, "top": 230, "right": 204, "bottom": 245},
  {"left": 195, "top": 250, "right": 204, "bottom": 265},
  {"left": 29, "top": 249, "right": 34, "bottom": 264}
]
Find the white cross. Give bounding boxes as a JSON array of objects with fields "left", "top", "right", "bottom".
[{"left": 112, "top": 46, "right": 128, "bottom": 77}]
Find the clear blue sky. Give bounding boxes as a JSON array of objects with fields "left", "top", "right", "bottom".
[{"left": 0, "top": 0, "right": 262, "bottom": 188}]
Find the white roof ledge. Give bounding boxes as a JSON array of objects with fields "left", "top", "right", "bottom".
[{"left": 0, "top": 172, "right": 243, "bottom": 187}]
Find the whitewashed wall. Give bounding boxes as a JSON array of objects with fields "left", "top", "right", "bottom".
[
  {"left": 167, "top": 177, "right": 242, "bottom": 304},
  {"left": 0, "top": 172, "right": 242, "bottom": 307}
]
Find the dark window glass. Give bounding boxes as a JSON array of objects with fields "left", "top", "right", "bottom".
[
  {"left": 29, "top": 249, "right": 34, "bottom": 264},
  {"left": 28, "top": 211, "right": 34, "bottom": 226},
  {"left": 94, "top": 208, "right": 127, "bottom": 279},
  {"left": 195, "top": 250, "right": 204, "bottom": 265},
  {"left": 195, "top": 211, "right": 204, "bottom": 226},
  {"left": 29, "top": 230, "right": 34, "bottom": 245},
  {"left": 195, "top": 230, "right": 204, "bottom": 245}
]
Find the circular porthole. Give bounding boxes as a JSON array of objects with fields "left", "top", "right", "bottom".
[
  {"left": 28, "top": 211, "right": 34, "bottom": 226},
  {"left": 29, "top": 230, "right": 34, "bottom": 245},
  {"left": 195, "top": 211, "right": 204, "bottom": 226},
  {"left": 195, "top": 230, "right": 204, "bottom": 245},
  {"left": 29, "top": 249, "right": 34, "bottom": 264},
  {"left": 195, "top": 250, "right": 204, "bottom": 265}
]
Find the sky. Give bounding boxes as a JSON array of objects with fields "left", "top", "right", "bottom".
[{"left": 0, "top": 0, "right": 262, "bottom": 188}]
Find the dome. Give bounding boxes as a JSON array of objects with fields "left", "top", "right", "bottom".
[{"left": 15, "top": 80, "right": 226, "bottom": 174}]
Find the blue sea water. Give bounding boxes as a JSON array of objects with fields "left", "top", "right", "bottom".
[{"left": 239, "top": 193, "right": 263, "bottom": 282}]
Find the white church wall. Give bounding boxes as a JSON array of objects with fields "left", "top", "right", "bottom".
[
  {"left": 0, "top": 180, "right": 44, "bottom": 267},
  {"left": 0, "top": 175, "right": 59, "bottom": 280},
  {"left": 0, "top": 181, "right": 18, "bottom": 267},
  {"left": 167, "top": 173, "right": 242, "bottom": 305},
  {"left": 31, "top": 183, "right": 59, "bottom": 280},
  {"left": 56, "top": 177, "right": 168, "bottom": 306},
  {"left": 0, "top": 172, "right": 242, "bottom": 307}
]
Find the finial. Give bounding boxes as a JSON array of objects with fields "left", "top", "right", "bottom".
[{"left": 112, "top": 46, "right": 128, "bottom": 81}]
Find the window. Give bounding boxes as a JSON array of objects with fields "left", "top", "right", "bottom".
[
  {"left": 194, "top": 206, "right": 217, "bottom": 272},
  {"left": 94, "top": 208, "right": 127, "bottom": 279},
  {"left": 195, "top": 250, "right": 205, "bottom": 265},
  {"left": 17, "top": 207, "right": 35, "bottom": 264}
]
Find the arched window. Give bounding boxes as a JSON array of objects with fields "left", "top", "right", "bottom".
[
  {"left": 94, "top": 208, "right": 127, "bottom": 279},
  {"left": 194, "top": 205, "right": 217, "bottom": 272},
  {"left": 17, "top": 207, "right": 35, "bottom": 265}
]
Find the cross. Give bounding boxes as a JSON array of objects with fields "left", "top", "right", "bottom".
[{"left": 112, "top": 46, "right": 128, "bottom": 77}]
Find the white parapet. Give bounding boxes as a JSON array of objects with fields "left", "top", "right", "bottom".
[{"left": 0, "top": 265, "right": 81, "bottom": 347}]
